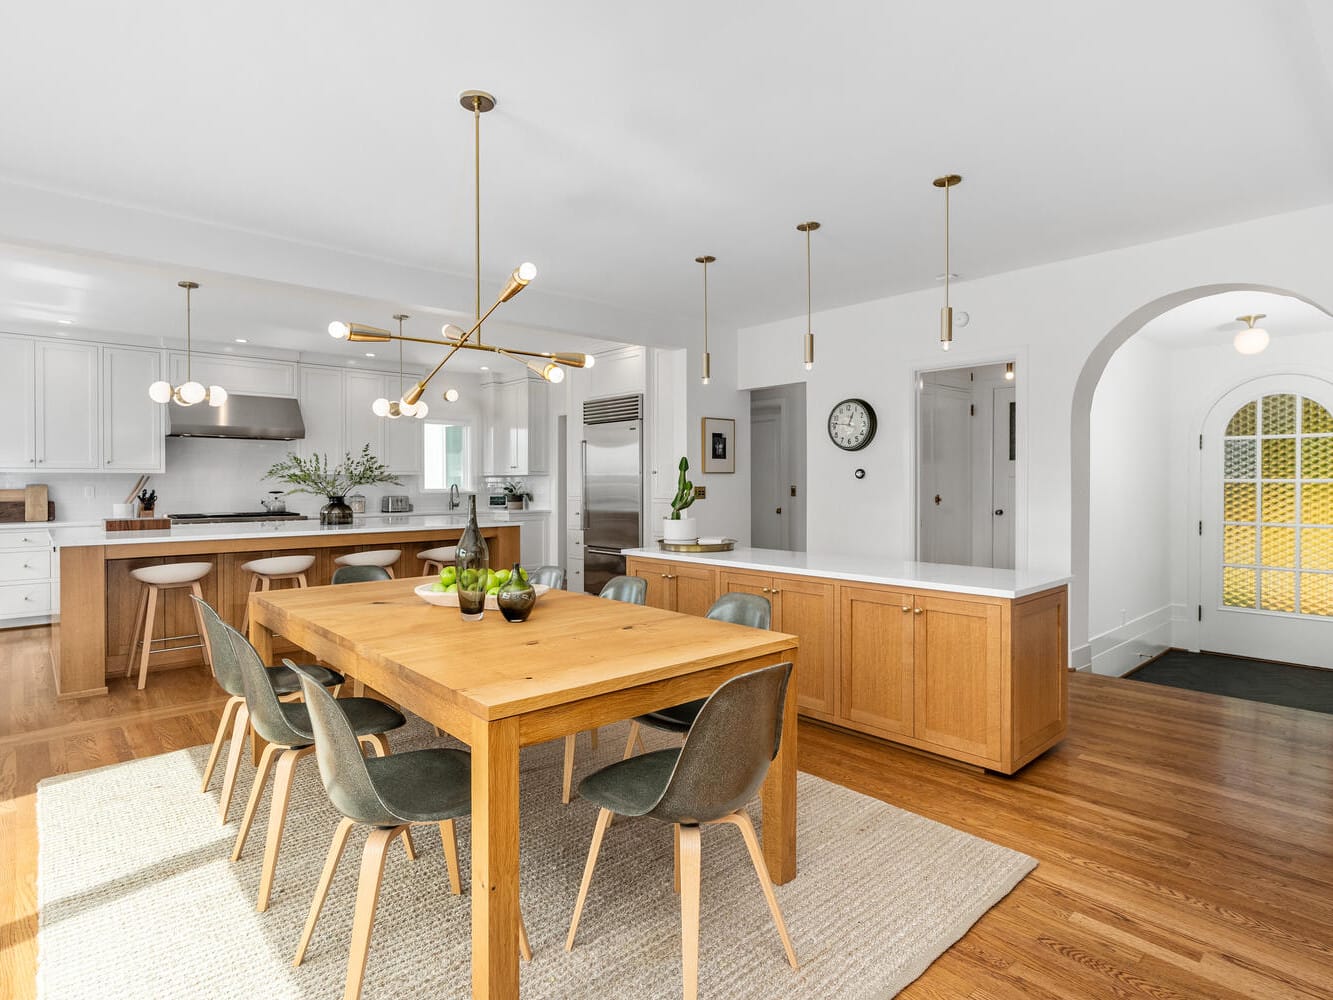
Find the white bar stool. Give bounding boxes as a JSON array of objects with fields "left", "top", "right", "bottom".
[
  {"left": 333, "top": 549, "right": 402, "bottom": 578},
  {"left": 240, "top": 554, "right": 316, "bottom": 632},
  {"left": 126, "top": 561, "right": 214, "bottom": 690},
  {"left": 417, "top": 545, "right": 457, "bottom": 576}
]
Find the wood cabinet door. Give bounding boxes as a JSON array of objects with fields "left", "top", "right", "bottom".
[
  {"left": 672, "top": 562, "right": 718, "bottom": 617},
  {"left": 718, "top": 570, "right": 770, "bottom": 602},
  {"left": 912, "top": 592, "right": 1004, "bottom": 762},
  {"left": 839, "top": 586, "right": 915, "bottom": 737},
  {"left": 775, "top": 576, "right": 837, "bottom": 719},
  {"left": 627, "top": 557, "right": 672, "bottom": 610}
]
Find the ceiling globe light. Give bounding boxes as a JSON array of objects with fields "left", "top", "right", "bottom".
[
  {"left": 1234, "top": 314, "right": 1270, "bottom": 355},
  {"left": 414, "top": 400, "right": 429, "bottom": 419},
  {"left": 543, "top": 363, "right": 565, "bottom": 384},
  {"left": 150, "top": 281, "right": 226, "bottom": 407},
  {"left": 148, "top": 380, "right": 173, "bottom": 404},
  {"left": 441, "top": 323, "right": 467, "bottom": 341},
  {"left": 178, "top": 380, "right": 206, "bottom": 406},
  {"left": 372, "top": 397, "right": 392, "bottom": 417},
  {"left": 582, "top": 353, "right": 596, "bottom": 368},
  {"left": 443, "top": 388, "right": 460, "bottom": 402},
  {"left": 207, "top": 385, "right": 228, "bottom": 407},
  {"left": 329, "top": 321, "right": 351, "bottom": 340}
]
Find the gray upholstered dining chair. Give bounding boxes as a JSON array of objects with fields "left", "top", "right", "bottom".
[
  {"left": 565, "top": 661, "right": 799, "bottom": 1000},
  {"left": 218, "top": 619, "right": 407, "bottom": 912},
  {"left": 286, "top": 661, "right": 531, "bottom": 1000},
  {"left": 560, "top": 574, "right": 650, "bottom": 804},
  {"left": 622, "top": 592, "right": 772, "bottom": 759},
  {"left": 331, "top": 564, "right": 392, "bottom": 585},
  {"left": 528, "top": 564, "right": 566, "bottom": 589},
  {"left": 192, "top": 596, "right": 343, "bottom": 824}
]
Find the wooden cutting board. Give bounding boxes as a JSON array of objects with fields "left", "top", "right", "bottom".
[
  {"left": 0, "top": 485, "right": 53, "bottom": 522},
  {"left": 105, "top": 517, "right": 172, "bottom": 532}
]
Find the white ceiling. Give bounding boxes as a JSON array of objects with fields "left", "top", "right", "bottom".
[
  {"left": 1136, "top": 290, "right": 1333, "bottom": 349},
  {"left": 0, "top": 1, "right": 1331, "bottom": 357}
]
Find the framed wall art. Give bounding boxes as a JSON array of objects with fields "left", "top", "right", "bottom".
[{"left": 701, "top": 416, "right": 736, "bottom": 474}]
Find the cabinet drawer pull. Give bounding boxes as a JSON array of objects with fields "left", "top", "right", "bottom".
[
  {"left": 770, "top": 589, "right": 780, "bottom": 595},
  {"left": 901, "top": 605, "right": 911, "bottom": 612},
  {"left": 914, "top": 607, "right": 923, "bottom": 614},
  {"left": 661, "top": 573, "right": 669, "bottom": 578}
]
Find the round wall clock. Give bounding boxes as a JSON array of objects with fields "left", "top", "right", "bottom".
[{"left": 827, "top": 397, "right": 877, "bottom": 451}]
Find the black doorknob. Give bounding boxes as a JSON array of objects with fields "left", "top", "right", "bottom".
[{"left": 994, "top": 509, "right": 1004, "bottom": 516}]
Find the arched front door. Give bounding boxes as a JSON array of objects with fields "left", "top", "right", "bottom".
[{"left": 1200, "top": 375, "right": 1333, "bottom": 667}]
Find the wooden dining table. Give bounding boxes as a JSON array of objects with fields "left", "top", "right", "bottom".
[{"left": 248, "top": 578, "right": 800, "bottom": 1000}]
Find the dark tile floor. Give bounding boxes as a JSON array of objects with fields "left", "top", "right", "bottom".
[{"left": 1127, "top": 649, "right": 1333, "bottom": 714}]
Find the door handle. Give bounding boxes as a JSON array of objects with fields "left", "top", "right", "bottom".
[
  {"left": 934, "top": 494, "right": 942, "bottom": 506},
  {"left": 994, "top": 509, "right": 1004, "bottom": 516},
  {"left": 775, "top": 506, "right": 782, "bottom": 514}
]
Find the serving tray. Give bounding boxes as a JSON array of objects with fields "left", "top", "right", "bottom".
[{"left": 657, "top": 538, "right": 737, "bottom": 553}]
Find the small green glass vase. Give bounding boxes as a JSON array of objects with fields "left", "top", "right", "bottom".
[{"left": 497, "top": 562, "right": 536, "bottom": 623}]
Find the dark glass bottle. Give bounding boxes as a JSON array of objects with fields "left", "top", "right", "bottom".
[
  {"left": 455, "top": 495, "right": 490, "bottom": 621},
  {"left": 497, "top": 562, "right": 537, "bottom": 622}
]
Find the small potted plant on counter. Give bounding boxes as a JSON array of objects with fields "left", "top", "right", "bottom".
[
  {"left": 502, "top": 479, "right": 532, "bottom": 511},
  {"left": 265, "top": 444, "right": 400, "bottom": 525},
  {"left": 663, "top": 456, "right": 698, "bottom": 543}
]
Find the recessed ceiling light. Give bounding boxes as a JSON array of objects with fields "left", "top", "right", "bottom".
[
  {"left": 479, "top": 365, "right": 489, "bottom": 370},
  {"left": 57, "top": 318, "right": 73, "bottom": 325},
  {"left": 234, "top": 338, "right": 247, "bottom": 343},
  {"left": 365, "top": 352, "right": 375, "bottom": 358}
]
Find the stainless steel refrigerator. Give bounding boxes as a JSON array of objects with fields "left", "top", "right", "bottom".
[{"left": 582, "top": 395, "right": 643, "bottom": 594}]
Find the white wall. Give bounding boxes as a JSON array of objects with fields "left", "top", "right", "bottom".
[
  {"left": 1087, "top": 335, "right": 1172, "bottom": 674},
  {"left": 736, "top": 203, "right": 1333, "bottom": 662}
]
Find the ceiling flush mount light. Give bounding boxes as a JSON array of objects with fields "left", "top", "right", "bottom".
[
  {"left": 326, "top": 90, "right": 590, "bottom": 391},
  {"left": 372, "top": 314, "right": 429, "bottom": 419},
  {"left": 697, "top": 255, "right": 715, "bottom": 385},
  {"left": 1233, "top": 314, "right": 1270, "bottom": 355},
  {"left": 797, "top": 221, "right": 820, "bottom": 370},
  {"left": 148, "top": 281, "right": 227, "bottom": 407},
  {"left": 933, "top": 174, "right": 962, "bottom": 351}
]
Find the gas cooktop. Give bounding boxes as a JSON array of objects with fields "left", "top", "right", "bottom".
[{"left": 167, "top": 512, "right": 309, "bottom": 523}]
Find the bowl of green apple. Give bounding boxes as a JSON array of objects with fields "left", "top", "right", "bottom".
[{"left": 415, "top": 565, "right": 549, "bottom": 609}]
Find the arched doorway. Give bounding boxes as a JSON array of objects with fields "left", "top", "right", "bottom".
[{"left": 1070, "top": 283, "right": 1333, "bottom": 670}]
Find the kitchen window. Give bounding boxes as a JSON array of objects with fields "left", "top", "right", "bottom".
[{"left": 423, "top": 420, "right": 473, "bottom": 491}]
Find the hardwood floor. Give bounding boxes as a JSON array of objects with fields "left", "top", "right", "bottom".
[{"left": 2, "top": 623, "right": 1331, "bottom": 998}]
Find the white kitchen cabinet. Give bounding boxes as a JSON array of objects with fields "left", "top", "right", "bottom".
[
  {"left": 507, "top": 511, "right": 550, "bottom": 567},
  {"left": 36, "top": 341, "right": 99, "bottom": 470},
  {"left": 0, "top": 335, "right": 36, "bottom": 468},
  {"left": 483, "top": 376, "right": 550, "bottom": 476},
  {"left": 102, "top": 346, "right": 165, "bottom": 472},
  {"left": 380, "top": 373, "right": 423, "bottom": 476},
  {"left": 168, "top": 352, "right": 297, "bottom": 397},
  {"left": 343, "top": 370, "right": 385, "bottom": 464},
  {"left": 298, "top": 366, "right": 345, "bottom": 463},
  {"left": 647, "top": 347, "right": 686, "bottom": 503},
  {"left": 0, "top": 527, "right": 53, "bottom": 624}
]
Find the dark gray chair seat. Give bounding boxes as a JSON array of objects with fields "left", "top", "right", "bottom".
[
  {"left": 331, "top": 564, "right": 392, "bottom": 585},
  {"left": 269, "top": 662, "right": 342, "bottom": 696},
  {"left": 279, "top": 698, "right": 407, "bottom": 746},
  {"left": 637, "top": 700, "right": 704, "bottom": 734},
  {"left": 566, "top": 662, "right": 799, "bottom": 999},
  {"left": 361, "top": 749, "right": 472, "bottom": 823}
]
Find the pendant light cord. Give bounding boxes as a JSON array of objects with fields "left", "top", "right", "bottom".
[
  {"left": 474, "top": 95, "right": 482, "bottom": 345},
  {"left": 185, "top": 284, "right": 192, "bottom": 383},
  {"left": 944, "top": 182, "right": 951, "bottom": 311}
]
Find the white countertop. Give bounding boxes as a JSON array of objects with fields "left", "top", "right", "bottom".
[
  {"left": 51, "top": 514, "right": 526, "bottom": 549},
  {"left": 623, "top": 546, "right": 1070, "bottom": 599}
]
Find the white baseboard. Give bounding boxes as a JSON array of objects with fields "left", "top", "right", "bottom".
[
  {"left": 1088, "top": 605, "right": 1173, "bottom": 676},
  {"left": 1070, "top": 644, "right": 1093, "bottom": 672}
]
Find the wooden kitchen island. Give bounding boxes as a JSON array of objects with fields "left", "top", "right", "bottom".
[{"left": 49, "top": 517, "right": 520, "bottom": 699}]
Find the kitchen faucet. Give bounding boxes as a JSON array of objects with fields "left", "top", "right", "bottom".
[{"left": 449, "top": 483, "right": 460, "bottom": 510}]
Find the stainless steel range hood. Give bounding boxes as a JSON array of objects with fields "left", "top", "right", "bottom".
[{"left": 167, "top": 394, "right": 305, "bottom": 440}]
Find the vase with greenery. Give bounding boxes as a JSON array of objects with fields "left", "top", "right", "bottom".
[
  {"left": 265, "top": 445, "right": 400, "bottom": 525},
  {"left": 502, "top": 478, "right": 532, "bottom": 510},
  {"left": 663, "top": 456, "right": 698, "bottom": 543}
]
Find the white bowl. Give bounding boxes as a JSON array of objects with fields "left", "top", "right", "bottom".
[{"left": 414, "top": 582, "right": 549, "bottom": 610}]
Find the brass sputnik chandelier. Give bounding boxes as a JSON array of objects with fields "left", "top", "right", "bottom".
[
  {"left": 934, "top": 173, "right": 962, "bottom": 351},
  {"left": 148, "top": 281, "right": 228, "bottom": 407},
  {"left": 328, "top": 90, "right": 592, "bottom": 404}
]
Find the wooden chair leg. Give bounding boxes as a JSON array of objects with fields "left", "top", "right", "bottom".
[
  {"left": 439, "top": 818, "right": 462, "bottom": 895},
  {"left": 136, "top": 585, "right": 159, "bottom": 690},
  {"left": 674, "top": 823, "right": 682, "bottom": 894},
  {"left": 360, "top": 732, "right": 390, "bottom": 757},
  {"left": 125, "top": 585, "right": 149, "bottom": 678},
  {"left": 190, "top": 581, "right": 212, "bottom": 669},
  {"left": 562, "top": 734, "right": 577, "bottom": 804},
  {"left": 384, "top": 566, "right": 394, "bottom": 579},
  {"left": 294, "top": 816, "right": 356, "bottom": 967},
  {"left": 344, "top": 825, "right": 399, "bottom": 1000},
  {"left": 218, "top": 703, "right": 250, "bottom": 823},
  {"left": 622, "top": 720, "right": 644, "bottom": 759},
  {"left": 679, "top": 823, "right": 702, "bottom": 1000},
  {"left": 231, "top": 741, "right": 281, "bottom": 860},
  {"left": 297, "top": 573, "right": 309, "bottom": 588},
  {"left": 257, "top": 745, "right": 314, "bottom": 911},
  {"left": 565, "top": 806, "right": 613, "bottom": 951},
  {"left": 720, "top": 811, "right": 799, "bottom": 969},
  {"left": 399, "top": 827, "right": 417, "bottom": 861},
  {"left": 200, "top": 695, "right": 243, "bottom": 793},
  {"left": 520, "top": 910, "right": 533, "bottom": 963}
]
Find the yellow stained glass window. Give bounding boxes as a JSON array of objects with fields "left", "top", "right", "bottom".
[
  {"left": 1300, "top": 574, "right": 1333, "bottom": 616},
  {"left": 1260, "top": 570, "right": 1296, "bottom": 612},
  {"left": 1302, "top": 437, "right": 1333, "bottom": 480},
  {"left": 1226, "top": 401, "right": 1256, "bottom": 437},
  {"left": 1261, "top": 438, "right": 1296, "bottom": 479},
  {"left": 1224, "top": 525, "right": 1256, "bottom": 564},
  {"left": 1221, "top": 392, "right": 1333, "bottom": 618},
  {"left": 1263, "top": 394, "right": 1296, "bottom": 434},
  {"left": 1303, "top": 398, "right": 1333, "bottom": 434},
  {"left": 1223, "top": 567, "right": 1256, "bottom": 608}
]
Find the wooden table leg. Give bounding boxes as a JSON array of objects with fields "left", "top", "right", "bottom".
[
  {"left": 760, "top": 659, "right": 799, "bottom": 885},
  {"left": 471, "top": 715, "right": 521, "bottom": 999}
]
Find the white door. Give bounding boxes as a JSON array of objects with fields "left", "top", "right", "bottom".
[
  {"left": 918, "top": 384, "right": 972, "bottom": 564},
  {"left": 0, "top": 336, "right": 36, "bottom": 469},
  {"left": 102, "top": 347, "right": 164, "bottom": 472},
  {"left": 750, "top": 405, "right": 788, "bottom": 549},
  {"left": 36, "top": 341, "right": 99, "bottom": 470},
  {"left": 991, "top": 386, "right": 1016, "bottom": 569},
  {"left": 1200, "top": 376, "right": 1333, "bottom": 667}
]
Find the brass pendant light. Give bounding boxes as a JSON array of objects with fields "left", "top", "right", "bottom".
[
  {"left": 933, "top": 174, "right": 962, "bottom": 351},
  {"left": 328, "top": 89, "right": 592, "bottom": 395},
  {"left": 796, "top": 221, "right": 820, "bottom": 370},
  {"left": 148, "top": 281, "right": 228, "bottom": 407},
  {"left": 696, "top": 255, "right": 715, "bottom": 384},
  {"left": 372, "top": 315, "right": 428, "bottom": 419}
]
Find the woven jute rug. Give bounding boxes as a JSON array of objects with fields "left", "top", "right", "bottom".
[{"left": 37, "top": 717, "right": 1035, "bottom": 999}]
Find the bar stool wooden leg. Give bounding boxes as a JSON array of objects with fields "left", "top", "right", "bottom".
[
  {"left": 136, "top": 585, "right": 159, "bottom": 691},
  {"left": 241, "top": 573, "right": 260, "bottom": 634},
  {"left": 190, "top": 581, "right": 212, "bottom": 667}
]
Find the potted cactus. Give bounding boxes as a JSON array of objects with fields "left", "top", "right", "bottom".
[{"left": 662, "top": 457, "right": 699, "bottom": 543}]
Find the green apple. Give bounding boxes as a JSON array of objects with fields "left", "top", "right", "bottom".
[{"left": 429, "top": 582, "right": 445, "bottom": 592}]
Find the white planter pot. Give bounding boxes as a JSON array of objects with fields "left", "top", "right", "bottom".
[{"left": 663, "top": 516, "right": 698, "bottom": 543}]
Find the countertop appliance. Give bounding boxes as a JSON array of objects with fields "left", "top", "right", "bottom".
[
  {"left": 581, "top": 394, "right": 644, "bottom": 594},
  {"left": 381, "top": 495, "right": 413, "bottom": 513},
  {"left": 168, "top": 512, "right": 309, "bottom": 524}
]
